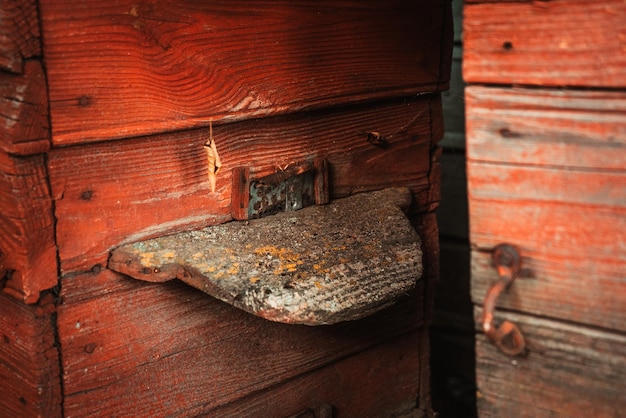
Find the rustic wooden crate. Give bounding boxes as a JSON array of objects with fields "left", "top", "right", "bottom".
[{"left": 1, "top": 0, "right": 452, "bottom": 415}]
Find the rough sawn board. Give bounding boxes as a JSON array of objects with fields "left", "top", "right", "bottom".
[{"left": 109, "top": 187, "right": 422, "bottom": 325}]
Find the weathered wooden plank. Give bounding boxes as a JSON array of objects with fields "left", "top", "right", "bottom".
[
  {"left": 469, "top": 163, "right": 626, "bottom": 209},
  {"left": 58, "top": 268, "right": 423, "bottom": 417},
  {"left": 40, "top": 0, "right": 451, "bottom": 145},
  {"left": 0, "top": 293, "right": 62, "bottom": 417},
  {"left": 0, "top": 152, "right": 58, "bottom": 303},
  {"left": 463, "top": 0, "right": 626, "bottom": 87},
  {"left": 466, "top": 87, "right": 626, "bottom": 170},
  {"left": 208, "top": 331, "right": 422, "bottom": 417},
  {"left": 109, "top": 188, "right": 422, "bottom": 325},
  {"left": 0, "top": 0, "right": 41, "bottom": 74},
  {"left": 48, "top": 97, "right": 442, "bottom": 274},
  {"left": 466, "top": 86, "right": 626, "bottom": 331},
  {"left": 469, "top": 198, "right": 626, "bottom": 332},
  {"left": 0, "top": 60, "right": 50, "bottom": 156},
  {"left": 474, "top": 309, "right": 626, "bottom": 418}
]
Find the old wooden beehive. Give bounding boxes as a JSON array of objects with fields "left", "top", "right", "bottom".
[{"left": 1, "top": 1, "right": 452, "bottom": 416}]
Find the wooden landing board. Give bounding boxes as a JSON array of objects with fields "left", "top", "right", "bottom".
[
  {"left": 109, "top": 188, "right": 422, "bottom": 325},
  {"left": 474, "top": 309, "right": 626, "bottom": 417},
  {"left": 40, "top": 0, "right": 451, "bottom": 145},
  {"left": 464, "top": 0, "right": 626, "bottom": 87}
]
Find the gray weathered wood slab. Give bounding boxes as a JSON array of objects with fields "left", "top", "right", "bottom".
[{"left": 109, "top": 187, "right": 422, "bottom": 325}]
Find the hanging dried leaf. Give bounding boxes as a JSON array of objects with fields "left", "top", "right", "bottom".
[{"left": 204, "top": 120, "right": 222, "bottom": 193}]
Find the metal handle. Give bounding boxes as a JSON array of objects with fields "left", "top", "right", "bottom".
[{"left": 482, "top": 244, "right": 526, "bottom": 356}]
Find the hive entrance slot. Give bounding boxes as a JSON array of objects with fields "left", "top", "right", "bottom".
[{"left": 108, "top": 188, "right": 422, "bottom": 325}]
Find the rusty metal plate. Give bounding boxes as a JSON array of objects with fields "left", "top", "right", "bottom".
[
  {"left": 248, "top": 166, "right": 316, "bottom": 218},
  {"left": 108, "top": 187, "right": 422, "bottom": 325},
  {"left": 231, "top": 159, "right": 329, "bottom": 220}
]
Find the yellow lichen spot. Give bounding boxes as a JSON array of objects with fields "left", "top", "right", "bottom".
[
  {"left": 139, "top": 252, "right": 155, "bottom": 266},
  {"left": 227, "top": 263, "right": 240, "bottom": 275},
  {"left": 249, "top": 277, "right": 260, "bottom": 283},
  {"left": 314, "top": 281, "right": 323, "bottom": 289},
  {"left": 192, "top": 252, "right": 203, "bottom": 259},
  {"left": 206, "top": 265, "right": 216, "bottom": 273},
  {"left": 313, "top": 264, "right": 321, "bottom": 270},
  {"left": 255, "top": 245, "right": 301, "bottom": 263},
  {"left": 212, "top": 271, "right": 225, "bottom": 279},
  {"left": 160, "top": 251, "right": 176, "bottom": 259}
]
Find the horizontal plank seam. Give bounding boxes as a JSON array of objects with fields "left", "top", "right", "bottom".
[
  {"left": 471, "top": 303, "right": 626, "bottom": 337},
  {"left": 465, "top": 82, "right": 626, "bottom": 94},
  {"left": 48, "top": 90, "right": 441, "bottom": 149},
  {"left": 468, "top": 196, "right": 626, "bottom": 212},
  {"left": 467, "top": 159, "right": 626, "bottom": 174}
]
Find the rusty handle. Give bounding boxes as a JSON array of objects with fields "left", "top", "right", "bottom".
[{"left": 482, "top": 244, "right": 526, "bottom": 356}]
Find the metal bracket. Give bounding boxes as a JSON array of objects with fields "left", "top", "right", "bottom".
[{"left": 231, "top": 158, "right": 329, "bottom": 220}]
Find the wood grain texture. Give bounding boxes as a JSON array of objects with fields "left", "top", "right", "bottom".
[
  {"left": 0, "top": 152, "right": 58, "bottom": 303},
  {"left": 0, "top": 293, "right": 62, "bottom": 417},
  {"left": 58, "top": 268, "right": 423, "bottom": 417},
  {"left": 109, "top": 188, "right": 422, "bottom": 325},
  {"left": 468, "top": 172, "right": 626, "bottom": 332},
  {"left": 209, "top": 331, "right": 422, "bottom": 417},
  {"left": 48, "top": 97, "right": 442, "bottom": 274},
  {"left": 463, "top": 0, "right": 626, "bottom": 87},
  {"left": 0, "top": 60, "right": 50, "bottom": 156},
  {"left": 40, "top": 0, "right": 451, "bottom": 145},
  {"left": 466, "top": 85, "right": 626, "bottom": 331},
  {"left": 474, "top": 309, "right": 626, "bottom": 418},
  {"left": 466, "top": 87, "right": 626, "bottom": 170},
  {"left": 469, "top": 163, "right": 626, "bottom": 208},
  {"left": 0, "top": 0, "right": 41, "bottom": 74}
]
